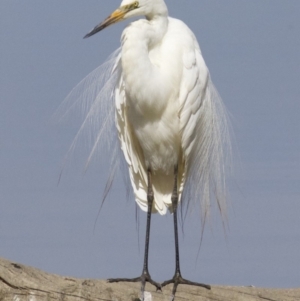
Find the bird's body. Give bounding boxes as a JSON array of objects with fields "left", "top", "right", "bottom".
[
  {"left": 115, "top": 13, "right": 223, "bottom": 215},
  {"left": 68, "top": 0, "right": 230, "bottom": 299},
  {"left": 116, "top": 16, "right": 203, "bottom": 213}
]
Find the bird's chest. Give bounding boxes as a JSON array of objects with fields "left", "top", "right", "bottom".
[
  {"left": 123, "top": 47, "right": 181, "bottom": 116},
  {"left": 120, "top": 33, "right": 183, "bottom": 171},
  {"left": 123, "top": 69, "right": 181, "bottom": 172},
  {"left": 123, "top": 46, "right": 180, "bottom": 135}
]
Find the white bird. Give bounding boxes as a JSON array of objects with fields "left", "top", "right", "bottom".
[{"left": 63, "top": 0, "right": 230, "bottom": 300}]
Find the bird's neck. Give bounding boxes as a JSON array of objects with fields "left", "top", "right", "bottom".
[
  {"left": 121, "top": 14, "right": 168, "bottom": 57},
  {"left": 121, "top": 15, "right": 169, "bottom": 111},
  {"left": 148, "top": 15, "right": 168, "bottom": 47}
]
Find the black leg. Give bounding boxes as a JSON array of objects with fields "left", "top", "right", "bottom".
[
  {"left": 108, "top": 168, "right": 161, "bottom": 300},
  {"left": 161, "top": 166, "right": 211, "bottom": 300}
]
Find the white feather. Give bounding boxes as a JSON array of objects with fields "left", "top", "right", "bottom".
[{"left": 58, "top": 10, "right": 230, "bottom": 221}]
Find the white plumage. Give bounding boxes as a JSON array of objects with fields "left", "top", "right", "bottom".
[
  {"left": 115, "top": 15, "right": 228, "bottom": 216},
  {"left": 60, "top": 0, "right": 230, "bottom": 299}
]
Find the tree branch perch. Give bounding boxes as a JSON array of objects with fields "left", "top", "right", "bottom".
[{"left": 0, "top": 257, "right": 299, "bottom": 301}]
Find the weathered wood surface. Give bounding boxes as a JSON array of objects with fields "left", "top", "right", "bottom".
[{"left": 0, "top": 257, "right": 299, "bottom": 301}]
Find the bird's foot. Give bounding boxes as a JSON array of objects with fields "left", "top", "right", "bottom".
[
  {"left": 108, "top": 271, "right": 161, "bottom": 300},
  {"left": 161, "top": 272, "right": 210, "bottom": 300}
]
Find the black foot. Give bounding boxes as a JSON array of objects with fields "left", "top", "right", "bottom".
[
  {"left": 108, "top": 272, "right": 161, "bottom": 300},
  {"left": 161, "top": 273, "right": 210, "bottom": 300}
]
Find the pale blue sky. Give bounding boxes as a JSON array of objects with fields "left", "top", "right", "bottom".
[{"left": 1, "top": 0, "right": 300, "bottom": 288}]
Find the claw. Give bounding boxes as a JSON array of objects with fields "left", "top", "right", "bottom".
[
  {"left": 108, "top": 271, "right": 161, "bottom": 299},
  {"left": 162, "top": 272, "right": 210, "bottom": 298}
]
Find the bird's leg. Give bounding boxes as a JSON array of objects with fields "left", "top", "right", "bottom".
[
  {"left": 161, "top": 165, "right": 211, "bottom": 300},
  {"left": 139, "top": 168, "right": 162, "bottom": 295},
  {"left": 108, "top": 168, "right": 161, "bottom": 300}
]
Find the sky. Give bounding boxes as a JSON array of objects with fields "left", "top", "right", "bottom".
[{"left": 1, "top": 0, "right": 300, "bottom": 290}]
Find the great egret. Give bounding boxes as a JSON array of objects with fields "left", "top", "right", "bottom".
[{"left": 63, "top": 0, "right": 230, "bottom": 299}]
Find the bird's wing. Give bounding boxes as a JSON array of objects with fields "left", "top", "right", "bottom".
[
  {"left": 115, "top": 73, "right": 151, "bottom": 213},
  {"left": 115, "top": 73, "right": 170, "bottom": 215},
  {"left": 178, "top": 35, "right": 230, "bottom": 222}
]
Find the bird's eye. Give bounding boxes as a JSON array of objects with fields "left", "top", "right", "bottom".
[{"left": 133, "top": 1, "right": 139, "bottom": 8}]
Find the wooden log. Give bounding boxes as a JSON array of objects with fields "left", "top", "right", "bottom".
[{"left": 0, "top": 257, "right": 299, "bottom": 301}]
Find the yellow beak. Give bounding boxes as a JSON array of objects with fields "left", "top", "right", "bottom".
[{"left": 84, "top": 2, "right": 139, "bottom": 38}]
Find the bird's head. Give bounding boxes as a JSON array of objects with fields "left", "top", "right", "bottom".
[{"left": 84, "top": 0, "right": 167, "bottom": 38}]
